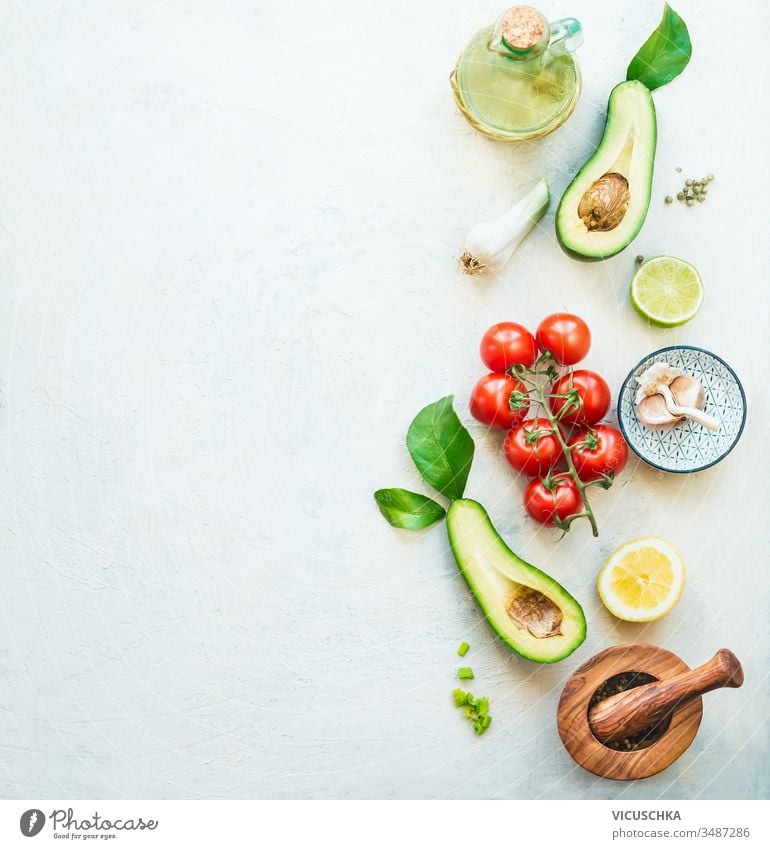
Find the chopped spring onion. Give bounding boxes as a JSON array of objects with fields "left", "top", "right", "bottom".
[
  {"left": 472, "top": 716, "right": 492, "bottom": 734},
  {"left": 451, "top": 679, "right": 492, "bottom": 736},
  {"left": 458, "top": 667, "right": 474, "bottom": 680},
  {"left": 473, "top": 715, "right": 492, "bottom": 735},
  {"left": 457, "top": 641, "right": 470, "bottom": 657}
]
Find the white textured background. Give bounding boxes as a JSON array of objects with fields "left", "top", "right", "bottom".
[{"left": 0, "top": 0, "right": 768, "bottom": 799}]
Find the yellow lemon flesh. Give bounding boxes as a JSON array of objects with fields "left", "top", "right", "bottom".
[{"left": 598, "top": 538, "right": 685, "bottom": 622}]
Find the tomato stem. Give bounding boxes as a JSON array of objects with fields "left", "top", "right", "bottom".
[
  {"left": 511, "top": 357, "right": 599, "bottom": 535},
  {"left": 529, "top": 373, "right": 599, "bottom": 537}
]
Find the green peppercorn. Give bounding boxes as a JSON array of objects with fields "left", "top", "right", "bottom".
[
  {"left": 697, "top": 195, "right": 705, "bottom": 202},
  {"left": 675, "top": 166, "right": 682, "bottom": 172},
  {"left": 707, "top": 173, "right": 714, "bottom": 181},
  {"left": 676, "top": 191, "right": 684, "bottom": 201},
  {"left": 665, "top": 195, "right": 673, "bottom": 204},
  {"left": 685, "top": 178, "right": 693, "bottom": 186},
  {"left": 686, "top": 199, "right": 695, "bottom": 206}
]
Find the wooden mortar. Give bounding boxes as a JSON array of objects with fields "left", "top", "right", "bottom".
[{"left": 557, "top": 644, "right": 743, "bottom": 780}]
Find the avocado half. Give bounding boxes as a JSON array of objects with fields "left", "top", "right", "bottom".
[
  {"left": 446, "top": 499, "right": 586, "bottom": 663},
  {"left": 556, "top": 80, "right": 657, "bottom": 261}
]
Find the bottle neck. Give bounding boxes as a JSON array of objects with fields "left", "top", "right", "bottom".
[{"left": 489, "top": 6, "right": 550, "bottom": 61}]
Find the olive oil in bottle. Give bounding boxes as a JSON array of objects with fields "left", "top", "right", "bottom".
[{"left": 451, "top": 5, "right": 583, "bottom": 142}]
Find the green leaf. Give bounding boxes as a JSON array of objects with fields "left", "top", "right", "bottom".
[
  {"left": 627, "top": 3, "right": 691, "bottom": 91},
  {"left": 374, "top": 488, "right": 446, "bottom": 530},
  {"left": 406, "top": 396, "right": 474, "bottom": 501}
]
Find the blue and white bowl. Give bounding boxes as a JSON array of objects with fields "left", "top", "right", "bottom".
[{"left": 618, "top": 346, "right": 746, "bottom": 474}]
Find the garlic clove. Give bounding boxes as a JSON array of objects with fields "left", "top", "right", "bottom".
[
  {"left": 669, "top": 375, "right": 706, "bottom": 411},
  {"left": 636, "top": 393, "right": 683, "bottom": 428}
]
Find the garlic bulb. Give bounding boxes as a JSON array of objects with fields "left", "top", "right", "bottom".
[
  {"left": 635, "top": 362, "right": 719, "bottom": 432},
  {"left": 460, "top": 178, "right": 550, "bottom": 275}
]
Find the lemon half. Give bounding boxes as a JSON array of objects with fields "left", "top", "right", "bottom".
[{"left": 598, "top": 537, "right": 685, "bottom": 622}]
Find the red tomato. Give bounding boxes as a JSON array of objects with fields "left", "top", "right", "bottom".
[
  {"left": 470, "top": 373, "right": 530, "bottom": 430},
  {"left": 524, "top": 474, "right": 582, "bottom": 526},
  {"left": 536, "top": 314, "right": 591, "bottom": 366},
  {"left": 549, "top": 370, "right": 611, "bottom": 426},
  {"left": 479, "top": 322, "right": 538, "bottom": 373},
  {"left": 568, "top": 425, "right": 629, "bottom": 482},
  {"left": 503, "top": 418, "right": 564, "bottom": 477}
]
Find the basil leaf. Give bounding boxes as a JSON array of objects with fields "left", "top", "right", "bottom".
[
  {"left": 627, "top": 3, "right": 691, "bottom": 91},
  {"left": 374, "top": 488, "right": 446, "bottom": 530},
  {"left": 406, "top": 396, "right": 474, "bottom": 501}
]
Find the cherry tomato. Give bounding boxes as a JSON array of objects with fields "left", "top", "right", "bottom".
[
  {"left": 568, "top": 425, "right": 629, "bottom": 482},
  {"left": 503, "top": 418, "right": 564, "bottom": 477},
  {"left": 549, "top": 369, "right": 611, "bottom": 426},
  {"left": 479, "top": 322, "right": 538, "bottom": 373},
  {"left": 524, "top": 474, "right": 582, "bottom": 526},
  {"left": 470, "top": 373, "right": 530, "bottom": 430},
  {"left": 536, "top": 313, "right": 591, "bottom": 366}
]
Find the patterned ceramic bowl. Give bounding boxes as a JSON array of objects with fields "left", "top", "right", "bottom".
[{"left": 618, "top": 346, "right": 746, "bottom": 474}]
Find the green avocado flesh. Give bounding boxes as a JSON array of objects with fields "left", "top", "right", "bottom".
[
  {"left": 556, "top": 80, "right": 657, "bottom": 260},
  {"left": 446, "top": 499, "right": 586, "bottom": 663}
]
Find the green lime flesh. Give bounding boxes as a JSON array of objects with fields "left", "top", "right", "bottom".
[{"left": 630, "top": 255, "right": 704, "bottom": 327}]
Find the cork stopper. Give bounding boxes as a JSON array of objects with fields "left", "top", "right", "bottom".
[{"left": 501, "top": 6, "right": 546, "bottom": 51}]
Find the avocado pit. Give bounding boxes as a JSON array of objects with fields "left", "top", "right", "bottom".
[
  {"left": 577, "top": 172, "right": 630, "bottom": 232},
  {"left": 507, "top": 587, "right": 563, "bottom": 639}
]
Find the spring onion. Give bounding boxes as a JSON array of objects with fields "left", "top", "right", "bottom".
[
  {"left": 457, "top": 641, "right": 470, "bottom": 657},
  {"left": 458, "top": 667, "right": 474, "bottom": 680},
  {"left": 452, "top": 686, "right": 492, "bottom": 735},
  {"left": 460, "top": 178, "right": 550, "bottom": 276}
]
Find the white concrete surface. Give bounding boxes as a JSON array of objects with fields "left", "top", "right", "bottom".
[{"left": 0, "top": 0, "right": 768, "bottom": 799}]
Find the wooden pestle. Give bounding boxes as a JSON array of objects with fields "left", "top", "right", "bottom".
[{"left": 588, "top": 649, "right": 744, "bottom": 744}]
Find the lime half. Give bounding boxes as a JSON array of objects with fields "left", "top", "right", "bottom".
[{"left": 630, "top": 256, "right": 704, "bottom": 327}]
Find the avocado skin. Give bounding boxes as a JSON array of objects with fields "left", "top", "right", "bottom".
[
  {"left": 446, "top": 499, "right": 586, "bottom": 663},
  {"left": 556, "top": 80, "right": 657, "bottom": 261},
  {"left": 556, "top": 232, "right": 633, "bottom": 263}
]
